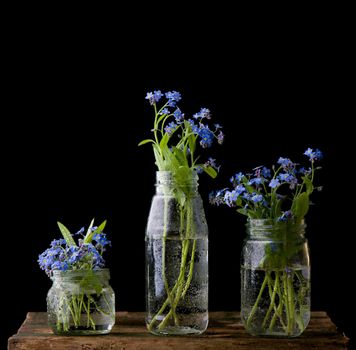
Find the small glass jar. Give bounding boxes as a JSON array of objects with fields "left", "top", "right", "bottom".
[
  {"left": 47, "top": 269, "right": 115, "bottom": 335},
  {"left": 241, "top": 219, "right": 310, "bottom": 337},
  {"left": 145, "top": 171, "right": 209, "bottom": 335}
]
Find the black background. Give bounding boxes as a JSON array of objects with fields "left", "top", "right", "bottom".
[{"left": 2, "top": 7, "right": 354, "bottom": 349}]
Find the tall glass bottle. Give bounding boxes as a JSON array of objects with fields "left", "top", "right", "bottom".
[{"left": 145, "top": 171, "right": 209, "bottom": 335}]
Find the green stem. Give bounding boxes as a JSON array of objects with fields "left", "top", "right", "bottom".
[
  {"left": 181, "top": 239, "right": 197, "bottom": 298},
  {"left": 286, "top": 271, "right": 295, "bottom": 335},
  {"left": 269, "top": 287, "right": 285, "bottom": 332},
  {"left": 161, "top": 196, "right": 177, "bottom": 322},
  {"left": 157, "top": 237, "right": 191, "bottom": 330},
  {"left": 148, "top": 199, "right": 186, "bottom": 331},
  {"left": 156, "top": 199, "right": 193, "bottom": 331},
  {"left": 246, "top": 273, "right": 268, "bottom": 329},
  {"left": 262, "top": 271, "right": 279, "bottom": 329},
  {"left": 147, "top": 281, "right": 180, "bottom": 331}
]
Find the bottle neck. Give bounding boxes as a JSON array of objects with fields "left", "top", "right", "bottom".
[
  {"left": 155, "top": 171, "right": 199, "bottom": 196},
  {"left": 247, "top": 219, "right": 306, "bottom": 241}
]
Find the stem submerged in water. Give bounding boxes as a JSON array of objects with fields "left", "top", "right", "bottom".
[
  {"left": 147, "top": 198, "right": 198, "bottom": 332},
  {"left": 244, "top": 267, "right": 309, "bottom": 336}
]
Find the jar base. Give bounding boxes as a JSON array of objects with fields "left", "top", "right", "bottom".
[
  {"left": 50, "top": 324, "right": 114, "bottom": 336},
  {"left": 245, "top": 330, "right": 305, "bottom": 338},
  {"left": 148, "top": 326, "right": 206, "bottom": 336}
]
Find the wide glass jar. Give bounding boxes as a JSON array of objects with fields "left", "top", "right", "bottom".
[
  {"left": 47, "top": 269, "right": 115, "bottom": 335},
  {"left": 241, "top": 219, "right": 310, "bottom": 337},
  {"left": 145, "top": 171, "right": 209, "bottom": 335}
]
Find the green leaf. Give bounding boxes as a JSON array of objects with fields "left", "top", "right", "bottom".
[
  {"left": 156, "top": 113, "right": 168, "bottom": 125},
  {"left": 303, "top": 176, "right": 314, "bottom": 195},
  {"left": 83, "top": 218, "right": 95, "bottom": 241},
  {"left": 84, "top": 219, "right": 107, "bottom": 244},
  {"left": 292, "top": 192, "right": 309, "bottom": 218},
  {"left": 237, "top": 208, "right": 248, "bottom": 216},
  {"left": 80, "top": 271, "right": 103, "bottom": 295},
  {"left": 138, "top": 139, "right": 155, "bottom": 146},
  {"left": 159, "top": 133, "right": 169, "bottom": 149},
  {"left": 97, "top": 220, "right": 107, "bottom": 232},
  {"left": 162, "top": 146, "right": 180, "bottom": 170},
  {"left": 175, "top": 165, "right": 191, "bottom": 183},
  {"left": 57, "top": 222, "right": 76, "bottom": 247},
  {"left": 153, "top": 144, "right": 164, "bottom": 170},
  {"left": 203, "top": 166, "right": 217, "bottom": 178},
  {"left": 185, "top": 121, "right": 196, "bottom": 155},
  {"left": 173, "top": 147, "right": 188, "bottom": 167}
]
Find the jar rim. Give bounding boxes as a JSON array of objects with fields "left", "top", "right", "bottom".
[
  {"left": 51, "top": 268, "right": 110, "bottom": 279},
  {"left": 247, "top": 218, "right": 306, "bottom": 226}
]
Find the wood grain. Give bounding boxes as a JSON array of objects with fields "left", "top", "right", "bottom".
[{"left": 8, "top": 311, "right": 349, "bottom": 350}]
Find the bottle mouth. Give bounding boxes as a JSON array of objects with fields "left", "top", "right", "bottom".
[{"left": 156, "top": 170, "right": 199, "bottom": 186}]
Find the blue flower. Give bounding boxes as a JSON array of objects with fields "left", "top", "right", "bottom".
[
  {"left": 164, "top": 122, "right": 178, "bottom": 135},
  {"left": 159, "top": 108, "right": 170, "bottom": 115},
  {"left": 51, "top": 261, "right": 69, "bottom": 271},
  {"left": 251, "top": 194, "right": 263, "bottom": 203},
  {"left": 304, "top": 148, "right": 313, "bottom": 157},
  {"left": 74, "top": 227, "right": 85, "bottom": 236},
  {"left": 193, "top": 108, "right": 211, "bottom": 120},
  {"left": 277, "top": 210, "right": 293, "bottom": 222},
  {"left": 217, "top": 131, "right": 224, "bottom": 145},
  {"left": 214, "top": 123, "right": 222, "bottom": 129},
  {"left": 243, "top": 192, "right": 251, "bottom": 200},
  {"left": 93, "top": 233, "right": 111, "bottom": 248},
  {"left": 277, "top": 157, "right": 294, "bottom": 169},
  {"left": 304, "top": 148, "right": 323, "bottom": 161},
  {"left": 262, "top": 167, "right": 271, "bottom": 178},
  {"left": 235, "top": 172, "right": 244, "bottom": 183},
  {"left": 269, "top": 178, "right": 280, "bottom": 188},
  {"left": 198, "top": 125, "right": 214, "bottom": 148},
  {"left": 278, "top": 173, "right": 289, "bottom": 181},
  {"left": 50, "top": 239, "right": 66, "bottom": 247},
  {"left": 236, "top": 184, "right": 246, "bottom": 195},
  {"left": 315, "top": 149, "right": 323, "bottom": 160},
  {"left": 278, "top": 173, "right": 298, "bottom": 189},
  {"left": 196, "top": 165, "right": 204, "bottom": 174},
  {"left": 68, "top": 247, "right": 81, "bottom": 264},
  {"left": 204, "top": 157, "right": 220, "bottom": 171},
  {"left": 248, "top": 177, "right": 264, "bottom": 186},
  {"left": 145, "top": 90, "right": 163, "bottom": 105},
  {"left": 187, "top": 119, "right": 200, "bottom": 134},
  {"left": 165, "top": 91, "right": 181, "bottom": 107},
  {"left": 224, "top": 190, "right": 239, "bottom": 207},
  {"left": 200, "top": 108, "right": 211, "bottom": 119},
  {"left": 165, "top": 91, "right": 181, "bottom": 102},
  {"left": 173, "top": 108, "right": 184, "bottom": 123},
  {"left": 209, "top": 190, "right": 226, "bottom": 206}
]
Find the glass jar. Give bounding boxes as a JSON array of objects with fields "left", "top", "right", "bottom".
[
  {"left": 241, "top": 219, "right": 310, "bottom": 337},
  {"left": 47, "top": 269, "right": 115, "bottom": 335},
  {"left": 145, "top": 171, "right": 209, "bottom": 335}
]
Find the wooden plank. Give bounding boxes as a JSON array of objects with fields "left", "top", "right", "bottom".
[{"left": 8, "top": 311, "right": 349, "bottom": 350}]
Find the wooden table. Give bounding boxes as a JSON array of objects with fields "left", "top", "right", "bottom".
[{"left": 8, "top": 311, "right": 349, "bottom": 349}]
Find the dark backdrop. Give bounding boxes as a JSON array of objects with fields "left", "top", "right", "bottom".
[{"left": 2, "top": 11, "right": 353, "bottom": 349}]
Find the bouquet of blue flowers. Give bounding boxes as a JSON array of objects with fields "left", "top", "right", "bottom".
[
  {"left": 38, "top": 220, "right": 115, "bottom": 334},
  {"left": 140, "top": 91, "right": 223, "bottom": 334},
  {"left": 210, "top": 149, "right": 322, "bottom": 336}
]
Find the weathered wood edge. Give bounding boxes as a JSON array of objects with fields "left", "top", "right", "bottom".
[{"left": 8, "top": 311, "right": 350, "bottom": 350}]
